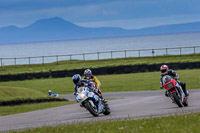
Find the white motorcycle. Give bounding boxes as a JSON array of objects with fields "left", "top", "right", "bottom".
[{"left": 76, "top": 86, "right": 111, "bottom": 117}]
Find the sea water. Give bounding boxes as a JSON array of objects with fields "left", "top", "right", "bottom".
[{"left": 0, "top": 32, "right": 200, "bottom": 65}]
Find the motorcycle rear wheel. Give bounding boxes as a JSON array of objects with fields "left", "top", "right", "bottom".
[
  {"left": 103, "top": 102, "right": 111, "bottom": 115},
  {"left": 172, "top": 93, "right": 183, "bottom": 107},
  {"left": 183, "top": 99, "right": 188, "bottom": 107}
]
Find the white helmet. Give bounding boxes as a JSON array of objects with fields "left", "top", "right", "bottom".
[
  {"left": 160, "top": 65, "right": 169, "bottom": 74},
  {"left": 84, "top": 69, "right": 92, "bottom": 77},
  {"left": 48, "top": 90, "right": 52, "bottom": 96}
]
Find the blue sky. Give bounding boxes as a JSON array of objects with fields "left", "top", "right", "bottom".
[{"left": 0, "top": 0, "right": 200, "bottom": 29}]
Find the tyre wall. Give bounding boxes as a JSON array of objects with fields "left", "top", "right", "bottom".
[{"left": 0, "top": 62, "right": 200, "bottom": 82}]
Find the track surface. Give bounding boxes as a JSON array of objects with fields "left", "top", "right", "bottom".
[{"left": 1, "top": 89, "right": 200, "bottom": 132}]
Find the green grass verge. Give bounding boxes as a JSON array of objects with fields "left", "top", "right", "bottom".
[
  {"left": 0, "top": 54, "right": 200, "bottom": 75},
  {"left": 0, "top": 86, "right": 46, "bottom": 101},
  {"left": 0, "top": 101, "right": 76, "bottom": 116},
  {"left": 0, "top": 86, "right": 71, "bottom": 116},
  {"left": 0, "top": 69, "right": 199, "bottom": 117},
  {"left": 10, "top": 111, "right": 200, "bottom": 133},
  {"left": 0, "top": 69, "right": 199, "bottom": 96}
]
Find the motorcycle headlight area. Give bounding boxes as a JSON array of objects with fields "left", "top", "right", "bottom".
[{"left": 79, "top": 93, "right": 86, "bottom": 99}]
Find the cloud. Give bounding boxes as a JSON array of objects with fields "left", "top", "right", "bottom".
[
  {"left": 0, "top": 0, "right": 200, "bottom": 28},
  {"left": 0, "top": 0, "right": 118, "bottom": 11},
  {"left": 1, "top": 0, "right": 200, "bottom": 19},
  {"left": 76, "top": 14, "right": 200, "bottom": 29}
]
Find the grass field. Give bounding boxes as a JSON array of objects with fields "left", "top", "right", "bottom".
[
  {"left": 0, "top": 69, "right": 199, "bottom": 116},
  {"left": 0, "top": 55, "right": 199, "bottom": 131},
  {"left": 10, "top": 111, "right": 200, "bottom": 133},
  {"left": 0, "top": 86, "right": 46, "bottom": 101},
  {"left": 0, "top": 86, "right": 76, "bottom": 116},
  {"left": 0, "top": 69, "right": 199, "bottom": 95},
  {"left": 0, "top": 101, "right": 76, "bottom": 116},
  {"left": 0, "top": 54, "right": 200, "bottom": 75}
]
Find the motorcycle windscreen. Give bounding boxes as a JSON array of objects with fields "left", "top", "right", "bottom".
[{"left": 162, "top": 75, "right": 172, "bottom": 84}]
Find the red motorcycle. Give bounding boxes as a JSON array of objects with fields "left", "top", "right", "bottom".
[{"left": 162, "top": 75, "right": 188, "bottom": 107}]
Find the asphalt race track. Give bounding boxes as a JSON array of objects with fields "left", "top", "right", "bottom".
[{"left": 1, "top": 89, "right": 200, "bottom": 132}]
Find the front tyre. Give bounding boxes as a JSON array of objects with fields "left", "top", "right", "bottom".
[
  {"left": 172, "top": 93, "right": 183, "bottom": 107},
  {"left": 85, "top": 101, "right": 99, "bottom": 117}
]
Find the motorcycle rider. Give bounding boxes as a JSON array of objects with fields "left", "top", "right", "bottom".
[
  {"left": 160, "top": 65, "right": 189, "bottom": 97},
  {"left": 84, "top": 69, "right": 106, "bottom": 101},
  {"left": 48, "top": 90, "right": 52, "bottom": 96},
  {"left": 72, "top": 74, "right": 96, "bottom": 95},
  {"left": 72, "top": 74, "right": 103, "bottom": 112}
]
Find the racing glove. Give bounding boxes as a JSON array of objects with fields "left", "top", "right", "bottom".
[
  {"left": 160, "top": 82, "right": 163, "bottom": 89},
  {"left": 93, "top": 89, "right": 99, "bottom": 94},
  {"left": 73, "top": 92, "right": 78, "bottom": 96},
  {"left": 175, "top": 74, "right": 180, "bottom": 80},
  {"left": 96, "top": 87, "right": 102, "bottom": 94}
]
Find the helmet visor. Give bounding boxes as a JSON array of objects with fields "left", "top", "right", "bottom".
[
  {"left": 85, "top": 73, "right": 90, "bottom": 77},
  {"left": 161, "top": 69, "right": 167, "bottom": 73},
  {"left": 73, "top": 79, "right": 79, "bottom": 84}
]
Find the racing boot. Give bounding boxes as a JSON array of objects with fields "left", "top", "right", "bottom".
[
  {"left": 186, "top": 90, "right": 189, "bottom": 96},
  {"left": 98, "top": 93, "right": 107, "bottom": 103},
  {"left": 97, "top": 89, "right": 107, "bottom": 103},
  {"left": 183, "top": 88, "right": 189, "bottom": 97},
  {"left": 94, "top": 89, "right": 107, "bottom": 103},
  {"left": 165, "top": 90, "right": 169, "bottom": 97},
  {"left": 179, "top": 82, "right": 189, "bottom": 97}
]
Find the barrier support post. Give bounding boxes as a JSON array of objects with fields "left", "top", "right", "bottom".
[
  {"left": 138, "top": 50, "right": 140, "bottom": 57},
  {"left": 83, "top": 54, "right": 85, "bottom": 61},
  {"left": 0, "top": 58, "right": 2, "bottom": 67},
  {"left": 42, "top": 56, "right": 44, "bottom": 65},
  {"left": 14, "top": 58, "right": 16, "bottom": 65},
  {"left": 28, "top": 57, "right": 31, "bottom": 66},
  {"left": 56, "top": 56, "right": 58, "bottom": 65},
  {"left": 97, "top": 52, "right": 99, "bottom": 60}
]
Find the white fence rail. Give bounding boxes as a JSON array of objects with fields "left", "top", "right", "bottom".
[{"left": 0, "top": 46, "right": 200, "bottom": 66}]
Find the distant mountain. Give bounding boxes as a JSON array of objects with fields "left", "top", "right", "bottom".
[{"left": 0, "top": 17, "right": 200, "bottom": 44}]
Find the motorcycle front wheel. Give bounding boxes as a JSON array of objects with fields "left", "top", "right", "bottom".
[
  {"left": 172, "top": 93, "right": 183, "bottom": 107},
  {"left": 85, "top": 101, "right": 99, "bottom": 117}
]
